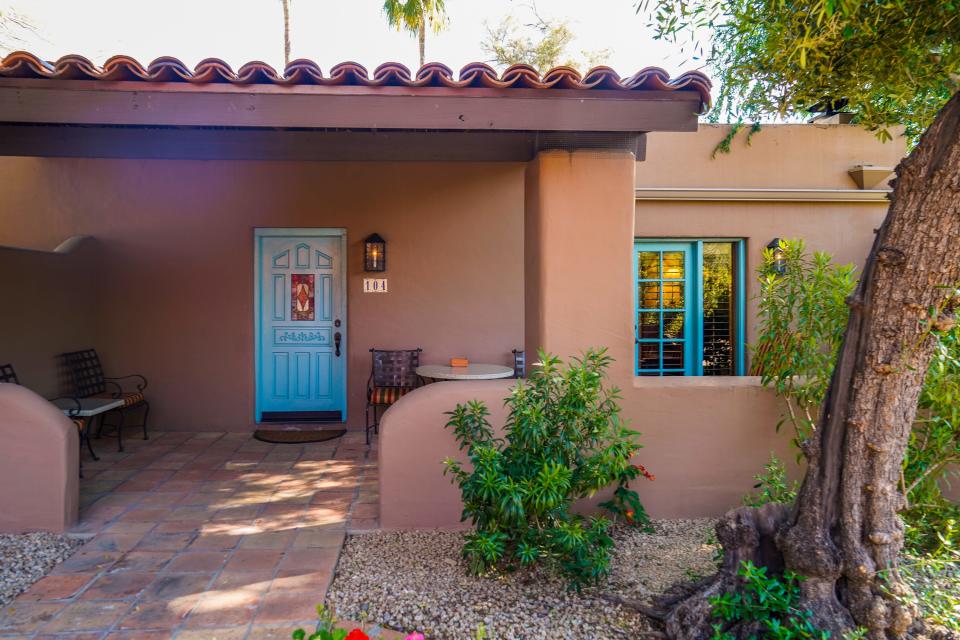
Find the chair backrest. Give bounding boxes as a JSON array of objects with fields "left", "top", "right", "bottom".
[
  {"left": 512, "top": 349, "right": 526, "bottom": 378},
  {"left": 370, "top": 348, "right": 422, "bottom": 389},
  {"left": 61, "top": 349, "right": 106, "bottom": 397},
  {"left": 0, "top": 363, "right": 19, "bottom": 384}
]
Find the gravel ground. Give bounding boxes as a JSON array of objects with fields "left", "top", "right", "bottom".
[
  {"left": 0, "top": 532, "right": 83, "bottom": 608},
  {"left": 327, "top": 519, "right": 718, "bottom": 640}
]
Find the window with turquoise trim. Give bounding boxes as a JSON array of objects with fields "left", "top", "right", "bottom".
[{"left": 635, "top": 240, "right": 746, "bottom": 376}]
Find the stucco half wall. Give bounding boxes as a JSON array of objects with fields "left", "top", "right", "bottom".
[
  {"left": 0, "top": 383, "right": 79, "bottom": 533},
  {"left": 379, "top": 377, "right": 793, "bottom": 528}
]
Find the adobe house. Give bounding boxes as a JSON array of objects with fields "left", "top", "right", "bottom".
[{"left": 0, "top": 52, "right": 905, "bottom": 531}]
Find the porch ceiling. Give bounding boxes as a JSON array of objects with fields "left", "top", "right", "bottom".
[{"left": 0, "top": 53, "right": 710, "bottom": 161}]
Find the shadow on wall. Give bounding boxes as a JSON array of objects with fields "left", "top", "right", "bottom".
[{"left": 0, "top": 236, "right": 99, "bottom": 397}]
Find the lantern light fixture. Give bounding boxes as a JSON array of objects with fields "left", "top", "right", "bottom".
[
  {"left": 766, "top": 238, "right": 787, "bottom": 275},
  {"left": 364, "top": 233, "right": 386, "bottom": 272}
]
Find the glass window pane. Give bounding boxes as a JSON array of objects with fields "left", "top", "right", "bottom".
[
  {"left": 639, "top": 252, "right": 660, "bottom": 279},
  {"left": 639, "top": 282, "right": 660, "bottom": 309},
  {"left": 662, "top": 341, "right": 684, "bottom": 369},
  {"left": 639, "top": 343, "right": 660, "bottom": 370},
  {"left": 703, "top": 242, "right": 735, "bottom": 375},
  {"left": 662, "top": 282, "right": 684, "bottom": 308},
  {"left": 662, "top": 252, "right": 685, "bottom": 279},
  {"left": 639, "top": 312, "right": 660, "bottom": 339},
  {"left": 663, "top": 312, "right": 684, "bottom": 339}
]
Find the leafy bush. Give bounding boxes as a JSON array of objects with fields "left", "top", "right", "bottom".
[
  {"left": 709, "top": 562, "right": 834, "bottom": 640},
  {"left": 742, "top": 453, "right": 799, "bottom": 508},
  {"left": 443, "top": 348, "right": 647, "bottom": 587},
  {"left": 752, "top": 239, "right": 960, "bottom": 557},
  {"left": 752, "top": 238, "right": 857, "bottom": 449}
]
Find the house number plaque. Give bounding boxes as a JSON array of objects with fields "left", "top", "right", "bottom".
[{"left": 363, "top": 278, "right": 388, "bottom": 293}]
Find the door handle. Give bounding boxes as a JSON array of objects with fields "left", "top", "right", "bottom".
[{"left": 334, "top": 331, "right": 342, "bottom": 357}]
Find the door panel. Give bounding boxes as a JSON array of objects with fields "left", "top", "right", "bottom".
[{"left": 257, "top": 232, "right": 345, "bottom": 421}]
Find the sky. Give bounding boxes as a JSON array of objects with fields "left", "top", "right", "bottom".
[{"left": 1, "top": 0, "right": 704, "bottom": 79}]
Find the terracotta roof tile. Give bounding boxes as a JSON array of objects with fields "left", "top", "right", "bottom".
[{"left": 0, "top": 51, "right": 712, "bottom": 110}]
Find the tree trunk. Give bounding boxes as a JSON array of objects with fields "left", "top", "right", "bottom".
[
  {"left": 667, "top": 91, "right": 960, "bottom": 639},
  {"left": 418, "top": 21, "right": 426, "bottom": 68},
  {"left": 281, "top": 0, "right": 291, "bottom": 67}
]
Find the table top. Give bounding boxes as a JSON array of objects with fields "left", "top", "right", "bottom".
[
  {"left": 416, "top": 363, "right": 515, "bottom": 381},
  {"left": 51, "top": 397, "right": 124, "bottom": 417}
]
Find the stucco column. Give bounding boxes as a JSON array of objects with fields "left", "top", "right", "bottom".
[{"left": 524, "top": 149, "right": 637, "bottom": 379}]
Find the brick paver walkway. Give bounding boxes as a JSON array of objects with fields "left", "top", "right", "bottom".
[{"left": 0, "top": 430, "right": 380, "bottom": 639}]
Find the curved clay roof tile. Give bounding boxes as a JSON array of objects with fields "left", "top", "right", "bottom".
[
  {"left": 100, "top": 55, "right": 151, "bottom": 82},
  {"left": 191, "top": 58, "right": 238, "bottom": 83},
  {"left": 0, "top": 51, "right": 54, "bottom": 78},
  {"left": 0, "top": 51, "right": 712, "bottom": 109},
  {"left": 145, "top": 56, "right": 196, "bottom": 83},
  {"left": 371, "top": 61, "right": 413, "bottom": 86},
  {"left": 539, "top": 66, "right": 584, "bottom": 90},
  {"left": 53, "top": 54, "right": 101, "bottom": 80},
  {"left": 280, "top": 59, "right": 325, "bottom": 85},
  {"left": 326, "top": 61, "right": 371, "bottom": 86},
  {"left": 236, "top": 61, "right": 282, "bottom": 84}
]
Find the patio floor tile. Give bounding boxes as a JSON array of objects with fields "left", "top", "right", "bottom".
[
  {"left": 16, "top": 574, "right": 92, "bottom": 601},
  {"left": 78, "top": 572, "right": 155, "bottom": 600},
  {"left": 40, "top": 600, "right": 130, "bottom": 632},
  {"left": 6, "top": 430, "right": 377, "bottom": 636}
]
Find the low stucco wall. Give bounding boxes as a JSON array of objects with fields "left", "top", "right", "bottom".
[
  {"left": 0, "top": 383, "right": 78, "bottom": 533},
  {"left": 0, "top": 241, "right": 99, "bottom": 397},
  {"left": 379, "top": 378, "right": 794, "bottom": 528}
]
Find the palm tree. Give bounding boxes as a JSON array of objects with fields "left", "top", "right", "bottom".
[
  {"left": 382, "top": 0, "right": 448, "bottom": 68},
  {"left": 280, "top": 0, "right": 291, "bottom": 67}
]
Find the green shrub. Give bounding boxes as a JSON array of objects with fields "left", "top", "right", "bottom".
[
  {"left": 443, "top": 348, "right": 646, "bottom": 587},
  {"left": 742, "top": 453, "right": 799, "bottom": 508},
  {"left": 709, "top": 562, "right": 834, "bottom": 640},
  {"left": 752, "top": 239, "right": 960, "bottom": 558}
]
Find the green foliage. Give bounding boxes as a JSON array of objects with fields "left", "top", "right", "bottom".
[
  {"left": 640, "top": 0, "right": 960, "bottom": 144},
  {"left": 480, "top": 7, "right": 611, "bottom": 73},
  {"left": 752, "top": 239, "right": 858, "bottom": 448},
  {"left": 742, "top": 453, "right": 799, "bottom": 508},
  {"left": 291, "top": 605, "right": 360, "bottom": 640},
  {"left": 897, "top": 553, "right": 960, "bottom": 632},
  {"left": 752, "top": 240, "right": 960, "bottom": 558},
  {"left": 444, "top": 349, "right": 646, "bottom": 587},
  {"left": 382, "top": 0, "right": 448, "bottom": 37},
  {"left": 709, "top": 561, "right": 833, "bottom": 640}
]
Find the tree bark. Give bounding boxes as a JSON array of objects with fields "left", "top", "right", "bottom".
[
  {"left": 667, "top": 91, "right": 960, "bottom": 639},
  {"left": 418, "top": 20, "right": 426, "bottom": 68},
  {"left": 281, "top": 0, "right": 291, "bottom": 67}
]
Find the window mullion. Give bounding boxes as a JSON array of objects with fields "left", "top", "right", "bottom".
[{"left": 692, "top": 241, "right": 703, "bottom": 376}]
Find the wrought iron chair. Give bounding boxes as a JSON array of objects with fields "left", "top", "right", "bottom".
[
  {"left": 512, "top": 349, "right": 526, "bottom": 378},
  {"left": 0, "top": 363, "right": 98, "bottom": 473},
  {"left": 366, "top": 348, "right": 423, "bottom": 444},
  {"left": 60, "top": 349, "right": 150, "bottom": 452}
]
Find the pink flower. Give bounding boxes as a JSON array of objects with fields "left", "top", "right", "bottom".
[{"left": 405, "top": 634, "right": 426, "bottom": 640}]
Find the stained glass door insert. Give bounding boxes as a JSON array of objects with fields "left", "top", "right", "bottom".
[{"left": 291, "top": 274, "right": 315, "bottom": 321}]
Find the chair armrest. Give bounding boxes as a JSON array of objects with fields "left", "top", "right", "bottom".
[
  {"left": 49, "top": 395, "right": 82, "bottom": 417},
  {"left": 104, "top": 374, "right": 148, "bottom": 393}
]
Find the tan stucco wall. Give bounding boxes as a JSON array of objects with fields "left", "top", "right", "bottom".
[
  {"left": 0, "top": 383, "right": 79, "bottom": 532},
  {"left": 0, "top": 241, "right": 99, "bottom": 396},
  {"left": 0, "top": 157, "right": 525, "bottom": 431},
  {"left": 639, "top": 123, "right": 906, "bottom": 189}
]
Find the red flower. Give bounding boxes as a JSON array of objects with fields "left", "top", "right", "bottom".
[
  {"left": 345, "top": 630, "right": 370, "bottom": 640},
  {"left": 625, "top": 509, "right": 635, "bottom": 521},
  {"left": 632, "top": 463, "right": 656, "bottom": 481}
]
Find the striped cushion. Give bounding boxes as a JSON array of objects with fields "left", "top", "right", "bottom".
[
  {"left": 94, "top": 391, "right": 145, "bottom": 407},
  {"left": 369, "top": 386, "right": 412, "bottom": 405}
]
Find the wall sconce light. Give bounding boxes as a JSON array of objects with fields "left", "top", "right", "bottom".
[
  {"left": 766, "top": 238, "right": 786, "bottom": 275},
  {"left": 364, "top": 233, "right": 386, "bottom": 272}
]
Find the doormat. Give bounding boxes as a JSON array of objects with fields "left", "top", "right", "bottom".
[{"left": 253, "top": 429, "right": 346, "bottom": 444}]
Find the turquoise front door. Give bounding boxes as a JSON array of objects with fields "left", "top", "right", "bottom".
[{"left": 255, "top": 229, "right": 346, "bottom": 422}]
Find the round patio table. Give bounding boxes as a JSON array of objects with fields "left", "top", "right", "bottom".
[{"left": 416, "top": 363, "right": 514, "bottom": 381}]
